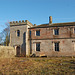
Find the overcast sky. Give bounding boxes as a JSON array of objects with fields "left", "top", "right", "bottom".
[{"left": 0, "top": 0, "right": 75, "bottom": 32}]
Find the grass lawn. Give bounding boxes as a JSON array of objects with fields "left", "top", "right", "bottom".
[{"left": 0, "top": 57, "right": 75, "bottom": 75}]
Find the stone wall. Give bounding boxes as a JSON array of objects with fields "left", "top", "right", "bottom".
[
  {"left": 10, "top": 25, "right": 27, "bottom": 46},
  {"left": 0, "top": 46, "right": 16, "bottom": 58},
  {"left": 30, "top": 26, "right": 75, "bottom": 39},
  {"left": 30, "top": 26, "right": 75, "bottom": 56},
  {"left": 10, "top": 20, "right": 33, "bottom": 56},
  {"left": 31, "top": 39, "right": 75, "bottom": 56},
  {"left": 10, "top": 19, "right": 75, "bottom": 57}
]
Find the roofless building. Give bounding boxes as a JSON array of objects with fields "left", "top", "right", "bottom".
[{"left": 10, "top": 16, "right": 75, "bottom": 57}]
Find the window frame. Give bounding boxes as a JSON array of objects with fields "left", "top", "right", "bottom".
[
  {"left": 54, "top": 29, "right": 59, "bottom": 35},
  {"left": 54, "top": 42, "right": 59, "bottom": 51},
  {"left": 36, "top": 30, "right": 40, "bottom": 36},
  {"left": 36, "top": 43, "right": 40, "bottom": 51},
  {"left": 17, "top": 30, "right": 20, "bottom": 37}
]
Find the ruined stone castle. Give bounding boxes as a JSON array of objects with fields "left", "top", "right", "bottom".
[{"left": 10, "top": 16, "right": 75, "bottom": 57}]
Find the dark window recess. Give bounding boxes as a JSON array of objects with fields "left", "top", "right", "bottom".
[
  {"left": 17, "top": 30, "right": 20, "bottom": 37},
  {"left": 36, "top": 43, "right": 40, "bottom": 51},
  {"left": 74, "top": 28, "right": 75, "bottom": 33},
  {"left": 55, "top": 43, "right": 59, "bottom": 51},
  {"left": 29, "top": 31, "right": 31, "bottom": 38},
  {"left": 54, "top": 29, "right": 59, "bottom": 35},
  {"left": 36, "top": 30, "right": 40, "bottom": 36}
]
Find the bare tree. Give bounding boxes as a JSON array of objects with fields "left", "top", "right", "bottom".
[{"left": 0, "top": 22, "right": 10, "bottom": 46}]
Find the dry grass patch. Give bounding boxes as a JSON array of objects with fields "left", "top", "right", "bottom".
[{"left": 0, "top": 57, "right": 75, "bottom": 75}]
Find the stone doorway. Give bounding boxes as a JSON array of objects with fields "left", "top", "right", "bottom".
[{"left": 16, "top": 46, "right": 20, "bottom": 56}]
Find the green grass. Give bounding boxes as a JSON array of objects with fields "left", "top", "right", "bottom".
[{"left": 0, "top": 57, "right": 75, "bottom": 75}]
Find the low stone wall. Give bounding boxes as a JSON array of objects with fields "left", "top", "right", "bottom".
[{"left": 0, "top": 46, "right": 16, "bottom": 58}]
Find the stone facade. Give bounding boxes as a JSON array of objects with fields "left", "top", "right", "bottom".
[
  {"left": 29, "top": 25, "right": 75, "bottom": 56},
  {"left": 10, "top": 16, "right": 75, "bottom": 57},
  {"left": 10, "top": 20, "right": 33, "bottom": 56}
]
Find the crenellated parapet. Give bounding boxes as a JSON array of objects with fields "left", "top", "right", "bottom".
[
  {"left": 10, "top": 20, "right": 33, "bottom": 27},
  {"left": 25, "top": 20, "right": 33, "bottom": 26}
]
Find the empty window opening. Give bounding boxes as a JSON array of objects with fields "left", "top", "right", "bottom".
[
  {"left": 36, "top": 43, "right": 40, "bottom": 51},
  {"left": 54, "top": 29, "right": 59, "bottom": 35},
  {"left": 17, "top": 30, "right": 20, "bottom": 37},
  {"left": 36, "top": 30, "right": 40, "bottom": 36},
  {"left": 74, "top": 28, "right": 75, "bottom": 33},
  {"left": 29, "top": 30, "right": 31, "bottom": 38},
  {"left": 55, "top": 42, "right": 59, "bottom": 51}
]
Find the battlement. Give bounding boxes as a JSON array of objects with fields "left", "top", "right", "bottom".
[{"left": 10, "top": 20, "right": 33, "bottom": 26}]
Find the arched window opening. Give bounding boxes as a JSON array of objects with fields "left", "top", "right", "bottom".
[{"left": 17, "top": 30, "right": 20, "bottom": 37}]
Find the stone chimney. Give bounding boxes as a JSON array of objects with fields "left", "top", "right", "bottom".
[{"left": 49, "top": 16, "right": 52, "bottom": 24}]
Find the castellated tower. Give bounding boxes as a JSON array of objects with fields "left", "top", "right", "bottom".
[{"left": 10, "top": 20, "right": 33, "bottom": 56}]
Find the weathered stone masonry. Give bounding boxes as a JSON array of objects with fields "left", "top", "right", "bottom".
[
  {"left": 10, "top": 16, "right": 75, "bottom": 56},
  {"left": 10, "top": 20, "right": 33, "bottom": 56},
  {"left": 29, "top": 25, "right": 75, "bottom": 56}
]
